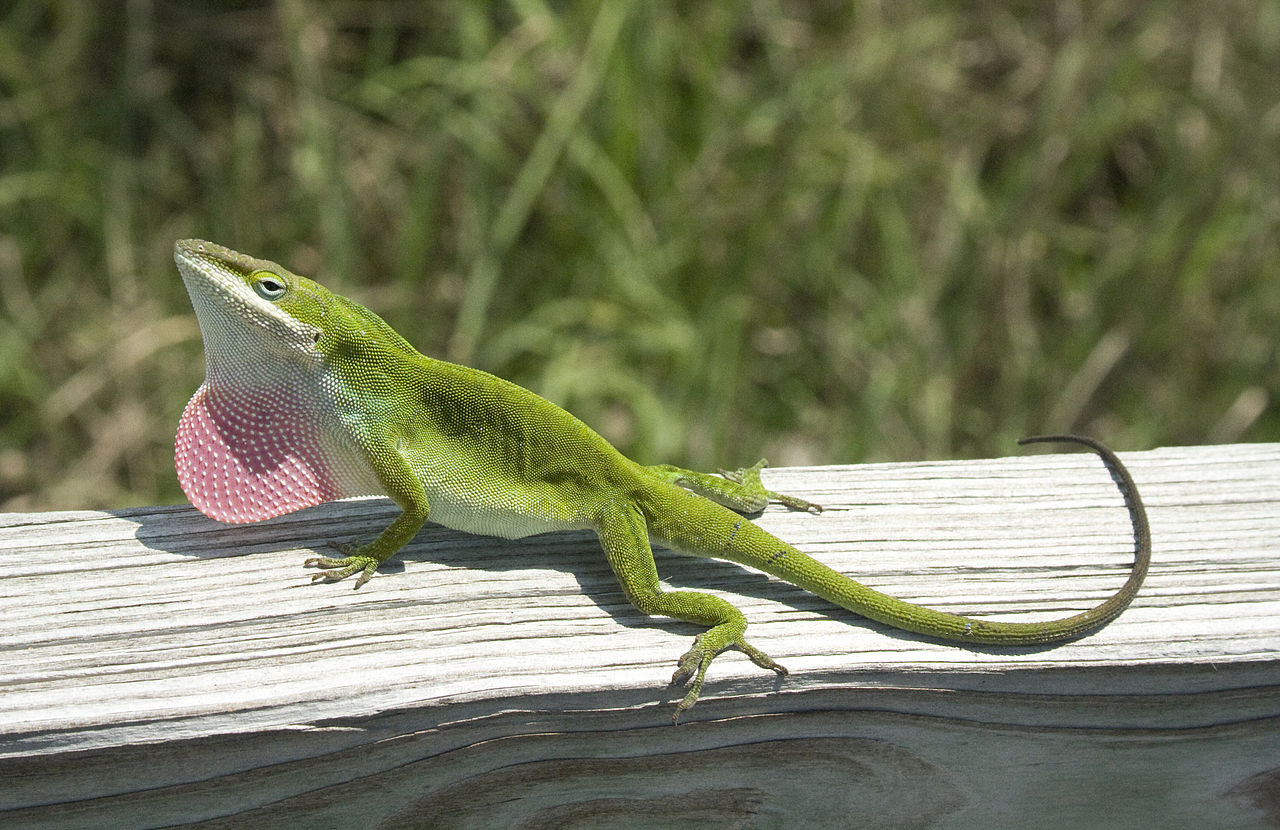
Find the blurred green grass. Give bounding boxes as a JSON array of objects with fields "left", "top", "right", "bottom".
[{"left": 1, "top": 1, "right": 1277, "bottom": 512}]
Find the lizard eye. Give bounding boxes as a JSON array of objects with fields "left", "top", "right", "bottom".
[{"left": 252, "top": 274, "right": 287, "bottom": 301}]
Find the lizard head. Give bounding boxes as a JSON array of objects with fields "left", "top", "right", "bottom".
[
  {"left": 175, "top": 239, "right": 416, "bottom": 387},
  {"left": 174, "top": 239, "right": 334, "bottom": 385}
]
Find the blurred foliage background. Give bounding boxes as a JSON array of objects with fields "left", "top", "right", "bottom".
[{"left": 1, "top": 0, "right": 1278, "bottom": 512}]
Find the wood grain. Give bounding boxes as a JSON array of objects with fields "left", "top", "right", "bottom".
[{"left": 1, "top": 443, "right": 1277, "bottom": 828}]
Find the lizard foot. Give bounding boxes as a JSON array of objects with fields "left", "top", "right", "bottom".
[
  {"left": 719, "top": 460, "right": 823, "bottom": 515},
  {"left": 648, "top": 459, "right": 823, "bottom": 515},
  {"left": 668, "top": 632, "right": 788, "bottom": 723},
  {"left": 304, "top": 542, "right": 380, "bottom": 589}
]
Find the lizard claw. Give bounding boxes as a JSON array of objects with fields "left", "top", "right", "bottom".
[
  {"left": 668, "top": 633, "right": 788, "bottom": 724},
  {"left": 722, "top": 460, "right": 823, "bottom": 514},
  {"left": 669, "top": 639, "right": 709, "bottom": 724},
  {"left": 304, "top": 547, "right": 380, "bottom": 588}
]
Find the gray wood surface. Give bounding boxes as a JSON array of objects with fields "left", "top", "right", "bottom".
[{"left": 2, "top": 443, "right": 1277, "bottom": 828}]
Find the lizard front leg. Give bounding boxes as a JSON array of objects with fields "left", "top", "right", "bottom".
[
  {"left": 305, "top": 500, "right": 428, "bottom": 588},
  {"left": 306, "top": 440, "right": 430, "bottom": 588}
]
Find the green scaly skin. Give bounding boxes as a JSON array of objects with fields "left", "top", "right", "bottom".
[{"left": 174, "top": 240, "right": 1152, "bottom": 723}]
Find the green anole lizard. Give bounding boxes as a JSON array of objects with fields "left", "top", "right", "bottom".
[{"left": 173, "top": 239, "right": 1151, "bottom": 722}]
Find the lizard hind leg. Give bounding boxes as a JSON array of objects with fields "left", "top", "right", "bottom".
[
  {"left": 647, "top": 460, "right": 822, "bottom": 515},
  {"left": 595, "top": 503, "right": 788, "bottom": 723}
]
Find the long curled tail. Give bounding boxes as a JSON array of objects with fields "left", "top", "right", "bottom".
[
  {"left": 996, "top": 433, "right": 1152, "bottom": 641},
  {"left": 717, "top": 434, "right": 1152, "bottom": 645}
]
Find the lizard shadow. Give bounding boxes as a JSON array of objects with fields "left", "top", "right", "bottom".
[
  {"left": 395, "top": 519, "right": 1068, "bottom": 657},
  {"left": 404, "top": 518, "right": 1079, "bottom": 656},
  {"left": 130, "top": 500, "right": 1066, "bottom": 656},
  {"left": 399, "top": 527, "right": 1070, "bottom": 655},
  {"left": 642, "top": 545, "right": 1070, "bottom": 655}
]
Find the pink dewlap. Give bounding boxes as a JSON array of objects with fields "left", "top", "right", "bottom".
[{"left": 175, "top": 383, "right": 345, "bottom": 523}]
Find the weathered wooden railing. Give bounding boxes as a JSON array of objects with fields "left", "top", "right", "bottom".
[{"left": 2, "top": 443, "right": 1277, "bottom": 827}]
